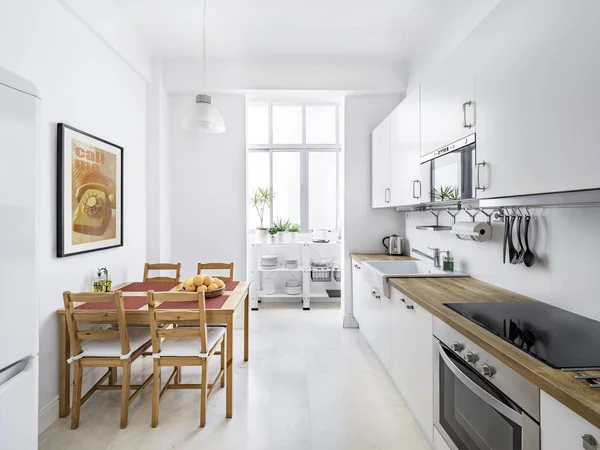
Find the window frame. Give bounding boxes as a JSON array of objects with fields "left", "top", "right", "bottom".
[{"left": 247, "top": 102, "right": 341, "bottom": 232}]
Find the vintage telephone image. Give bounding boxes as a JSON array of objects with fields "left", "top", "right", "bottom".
[{"left": 72, "top": 182, "right": 116, "bottom": 236}]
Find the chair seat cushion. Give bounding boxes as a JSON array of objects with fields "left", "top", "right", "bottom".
[
  {"left": 78, "top": 327, "right": 151, "bottom": 359},
  {"left": 157, "top": 327, "right": 225, "bottom": 358}
]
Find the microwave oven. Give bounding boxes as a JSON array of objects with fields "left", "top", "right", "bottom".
[{"left": 420, "top": 134, "right": 477, "bottom": 203}]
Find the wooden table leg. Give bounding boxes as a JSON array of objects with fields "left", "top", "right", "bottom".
[
  {"left": 59, "top": 314, "right": 71, "bottom": 418},
  {"left": 244, "top": 292, "right": 249, "bottom": 362},
  {"left": 226, "top": 313, "right": 233, "bottom": 418}
]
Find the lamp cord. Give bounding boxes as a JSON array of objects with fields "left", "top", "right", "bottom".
[{"left": 202, "top": 0, "right": 206, "bottom": 92}]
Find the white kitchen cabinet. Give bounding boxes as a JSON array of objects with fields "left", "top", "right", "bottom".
[
  {"left": 420, "top": 53, "right": 475, "bottom": 157},
  {"left": 351, "top": 260, "right": 367, "bottom": 326},
  {"left": 470, "top": 0, "right": 600, "bottom": 198},
  {"left": 371, "top": 116, "right": 391, "bottom": 208},
  {"left": 541, "top": 391, "right": 600, "bottom": 450},
  {"left": 390, "top": 288, "right": 434, "bottom": 441},
  {"left": 351, "top": 259, "right": 391, "bottom": 371},
  {"left": 390, "top": 86, "right": 423, "bottom": 206}
]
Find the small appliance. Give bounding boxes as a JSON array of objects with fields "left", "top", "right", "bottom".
[{"left": 382, "top": 234, "right": 403, "bottom": 255}]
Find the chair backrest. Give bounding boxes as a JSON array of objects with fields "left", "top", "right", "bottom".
[
  {"left": 143, "top": 263, "right": 182, "bottom": 282},
  {"left": 197, "top": 262, "right": 234, "bottom": 282},
  {"left": 147, "top": 291, "right": 208, "bottom": 354},
  {"left": 62, "top": 291, "right": 130, "bottom": 358}
]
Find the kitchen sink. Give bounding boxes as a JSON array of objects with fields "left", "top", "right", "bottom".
[{"left": 361, "top": 260, "right": 468, "bottom": 298}]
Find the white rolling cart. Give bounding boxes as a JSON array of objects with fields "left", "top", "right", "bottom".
[{"left": 250, "top": 241, "right": 341, "bottom": 310}]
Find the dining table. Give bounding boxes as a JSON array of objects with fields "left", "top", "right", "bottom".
[{"left": 56, "top": 280, "right": 250, "bottom": 420}]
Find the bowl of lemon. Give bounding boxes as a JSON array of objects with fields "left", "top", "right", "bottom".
[{"left": 182, "top": 274, "right": 226, "bottom": 298}]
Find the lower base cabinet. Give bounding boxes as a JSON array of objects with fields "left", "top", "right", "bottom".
[
  {"left": 390, "top": 288, "right": 434, "bottom": 443},
  {"left": 541, "top": 391, "right": 600, "bottom": 450},
  {"left": 352, "top": 260, "right": 391, "bottom": 372},
  {"left": 433, "top": 428, "right": 452, "bottom": 450}
]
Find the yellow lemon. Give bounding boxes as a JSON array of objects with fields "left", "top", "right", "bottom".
[
  {"left": 183, "top": 278, "right": 196, "bottom": 292},
  {"left": 207, "top": 283, "right": 219, "bottom": 292},
  {"left": 193, "top": 274, "right": 205, "bottom": 287},
  {"left": 197, "top": 285, "right": 208, "bottom": 292},
  {"left": 203, "top": 276, "right": 214, "bottom": 286},
  {"left": 215, "top": 279, "right": 225, "bottom": 288}
]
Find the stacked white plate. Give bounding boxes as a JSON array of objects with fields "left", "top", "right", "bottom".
[
  {"left": 260, "top": 255, "right": 278, "bottom": 270},
  {"left": 284, "top": 258, "right": 299, "bottom": 270},
  {"left": 285, "top": 279, "right": 302, "bottom": 295}
]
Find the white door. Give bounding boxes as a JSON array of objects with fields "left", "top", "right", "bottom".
[
  {"left": 473, "top": 0, "right": 600, "bottom": 198},
  {"left": 0, "top": 73, "right": 39, "bottom": 371},
  {"left": 420, "top": 54, "right": 475, "bottom": 157},
  {"left": 371, "top": 116, "right": 391, "bottom": 208},
  {"left": 0, "top": 356, "right": 38, "bottom": 450},
  {"left": 390, "top": 86, "right": 422, "bottom": 206}
]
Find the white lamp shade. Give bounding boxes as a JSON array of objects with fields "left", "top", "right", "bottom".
[{"left": 182, "top": 94, "right": 226, "bottom": 133}]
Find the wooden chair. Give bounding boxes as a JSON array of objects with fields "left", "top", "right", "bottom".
[
  {"left": 147, "top": 291, "right": 226, "bottom": 428},
  {"left": 197, "top": 262, "right": 234, "bottom": 282},
  {"left": 62, "top": 291, "right": 153, "bottom": 429},
  {"left": 143, "top": 263, "right": 182, "bottom": 282}
]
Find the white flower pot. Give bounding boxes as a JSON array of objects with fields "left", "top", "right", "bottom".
[
  {"left": 255, "top": 229, "right": 268, "bottom": 243},
  {"left": 290, "top": 232, "right": 298, "bottom": 242},
  {"left": 281, "top": 231, "right": 290, "bottom": 243}
]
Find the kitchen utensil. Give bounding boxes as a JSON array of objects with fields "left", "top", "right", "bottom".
[
  {"left": 502, "top": 218, "right": 509, "bottom": 264},
  {"left": 382, "top": 234, "right": 403, "bottom": 255},
  {"left": 523, "top": 215, "right": 536, "bottom": 267},
  {"left": 516, "top": 214, "right": 525, "bottom": 264},
  {"left": 508, "top": 215, "right": 518, "bottom": 264}
]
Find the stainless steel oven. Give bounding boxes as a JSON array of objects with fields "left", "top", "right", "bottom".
[
  {"left": 433, "top": 318, "right": 540, "bottom": 450},
  {"left": 420, "top": 133, "right": 477, "bottom": 203}
]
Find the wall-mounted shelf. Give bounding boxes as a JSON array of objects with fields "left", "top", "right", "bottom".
[{"left": 415, "top": 225, "right": 452, "bottom": 231}]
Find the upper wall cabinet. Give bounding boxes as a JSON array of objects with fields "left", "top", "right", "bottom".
[
  {"left": 472, "top": 0, "right": 600, "bottom": 198},
  {"left": 371, "top": 116, "right": 391, "bottom": 208},
  {"left": 390, "top": 86, "right": 422, "bottom": 206},
  {"left": 420, "top": 55, "right": 475, "bottom": 157}
]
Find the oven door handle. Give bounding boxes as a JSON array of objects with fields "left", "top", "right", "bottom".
[{"left": 438, "top": 344, "right": 524, "bottom": 425}]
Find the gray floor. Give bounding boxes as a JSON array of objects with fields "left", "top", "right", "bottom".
[{"left": 39, "top": 303, "right": 431, "bottom": 450}]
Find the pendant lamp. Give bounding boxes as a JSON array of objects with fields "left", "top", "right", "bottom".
[{"left": 182, "top": 0, "right": 225, "bottom": 133}]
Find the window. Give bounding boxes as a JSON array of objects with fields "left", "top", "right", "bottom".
[{"left": 247, "top": 102, "right": 340, "bottom": 231}]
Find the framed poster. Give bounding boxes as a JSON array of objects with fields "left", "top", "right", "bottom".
[{"left": 57, "top": 124, "right": 123, "bottom": 257}]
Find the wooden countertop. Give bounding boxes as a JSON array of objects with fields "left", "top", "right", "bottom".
[
  {"left": 388, "top": 277, "right": 600, "bottom": 429},
  {"left": 350, "top": 253, "right": 415, "bottom": 262}
]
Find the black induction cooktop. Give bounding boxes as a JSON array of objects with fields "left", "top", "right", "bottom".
[{"left": 445, "top": 301, "right": 600, "bottom": 369}]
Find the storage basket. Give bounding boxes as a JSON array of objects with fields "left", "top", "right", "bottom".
[
  {"left": 333, "top": 266, "right": 342, "bottom": 282},
  {"left": 311, "top": 265, "right": 332, "bottom": 282}
]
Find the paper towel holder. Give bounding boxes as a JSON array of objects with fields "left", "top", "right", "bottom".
[{"left": 451, "top": 221, "right": 492, "bottom": 242}]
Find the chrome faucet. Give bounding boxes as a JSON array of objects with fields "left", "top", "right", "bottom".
[{"left": 411, "top": 247, "right": 442, "bottom": 268}]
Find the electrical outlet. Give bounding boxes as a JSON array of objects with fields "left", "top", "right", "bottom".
[{"left": 405, "top": 212, "right": 411, "bottom": 220}]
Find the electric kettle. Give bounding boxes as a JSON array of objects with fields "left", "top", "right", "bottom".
[{"left": 382, "top": 235, "right": 403, "bottom": 255}]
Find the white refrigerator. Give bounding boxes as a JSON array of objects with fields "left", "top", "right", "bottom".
[{"left": 0, "top": 66, "right": 40, "bottom": 449}]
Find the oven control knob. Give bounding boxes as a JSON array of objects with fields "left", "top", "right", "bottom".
[
  {"left": 465, "top": 352, "right": 478, "bottom": 364},
  {"left": 480, "top": 364, "right": 495, "bottom": 377},
  {"left": 450, "top": 342, "right": 464, "bottom": 353}
]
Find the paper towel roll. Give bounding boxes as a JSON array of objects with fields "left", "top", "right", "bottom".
[{"left": 451, "top": 221, "right": 492, "bottom": 242}]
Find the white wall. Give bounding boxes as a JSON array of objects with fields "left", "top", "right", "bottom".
[
  {"left": 342, "top": 94, "right": 405, "bottom": 327},
  {"left": 58, "top": 0, "right": 152, "bottom": 80},
  {"left": 0, "top": 0, "right": 148, "bottom": 431},
  {"left": 146, "top": 60, "right": 171, "bottom": 262},
  {"left": 163, "top": 57, "right": 405, "bottom": 94},
  {"left": 405, "top": 207, "right": 600, "bottom": 322},
  {"left": 168, "top": 94, "right": 247, "bottom": 281}
]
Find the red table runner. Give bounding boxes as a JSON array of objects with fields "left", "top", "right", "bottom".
[
  {"left": 118, "top": 281, "right": 180, "bottom": 292},
  {"left": 75, "top": 296, "right": 148, "bottom": 311},
  {"left": 157, "top": 295, "right": 229, "bottom": 310}
]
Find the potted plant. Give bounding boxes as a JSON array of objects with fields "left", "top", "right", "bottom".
[
  {"left": 250, "top": 187, "right": 274, "bottom": 243},
  {"left": 289, "top": 223, "right": 300, "bottom": 242},
  {"left": 274, "top": 217, "right": 291, "bottom": 243},
  {"left": 268, "top": 226, "right": 278, "bottom": 243}
]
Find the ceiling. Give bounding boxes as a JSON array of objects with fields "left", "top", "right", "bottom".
[{"left": 115, "top": 0, "right": 499, "bottom": 66}]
